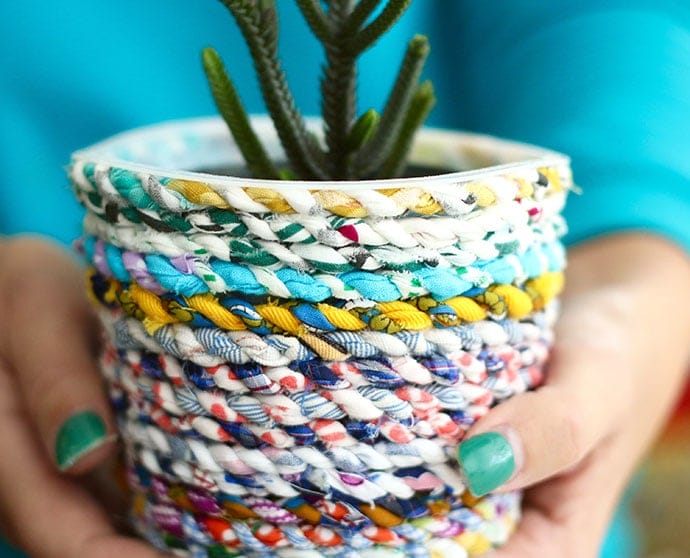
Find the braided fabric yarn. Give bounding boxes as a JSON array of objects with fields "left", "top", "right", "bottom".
[{"left": 70, "top": 117, "right": 570, "bottom": 557}]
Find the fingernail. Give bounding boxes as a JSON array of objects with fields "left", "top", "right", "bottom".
[
  {"left": 55, "top": 411, "right": 107, "bottom": 471},
  {"left": 457, "top": 431, "right": 515, "bottom": 497}
]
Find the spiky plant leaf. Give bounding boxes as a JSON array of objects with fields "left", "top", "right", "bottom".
[
  {"left": 347, "top": 108, "right": 380, "bottom": 152},
  {"left": 296, "top": 0, "right": 333, "bottom": 43},
  {"left": 355, "top": 34, "right": 429, "bottom": 176},
  {"left": 320, "top": 0, "right": 359, "bottom": 178},
  {"left": 218, "top": 0, "right": 327, "bottom": 179},
  {"left": 202, "top": 47, "right": 279, "bottom": 179},
  {"left": 378, "top": 80, "right": 436, "bottom": 178},
  {"left": 343, "top": 0, "right": 382, "bottom": 36},
  {"left": 350, "top": 0, "right": 411, "bottom": 54},
  {"left": 206, "top": 0, "right": 434, "bottom": 181}
]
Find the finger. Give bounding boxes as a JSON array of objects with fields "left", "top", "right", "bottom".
[
  {"left": 456, "top": 294, "right": 635, "bottom": 497},
  {"left": 491, "top": 421, "right": 640, "bottom": 558},
  {"left": 490, "top": 454, "right": 611, "bottom": 558},
  {"left": 0, "top": 355, "right": 169, "bottom": 558},
  {"left": 0, "top": 238, "right": 115, "bottom": 474}
]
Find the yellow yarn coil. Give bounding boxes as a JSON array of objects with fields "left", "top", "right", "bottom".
[
  {"left": 377, "top": 301, "right": 434, "bottom": 330},
  {"left": 94, "top": 270, "right": 564, "bottom": 338},
  {"left": 465, "top": 183, "right": 496, "bottom": 207},
  {"left": 256, "top": 304, "right": 302, "bottom": 334},
  {"left": 487, "top": 285, "right": 534, "bottom": 319},
  {"left": 317, "top": 304, "right": 367, "bottom": 330},
  {"left": 166, "top": 179, "right": 231, "bottom": 209},
  {"left": 187, "top": 294, "right": 245, "bottom": 330},
  {"left": 155, "top": 165, "right": 566, "bottom": 217},
  {"left": 444, "top": 297, "right": 488, "bottom": 322}
]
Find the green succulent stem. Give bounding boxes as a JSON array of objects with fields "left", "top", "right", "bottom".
[
  {"left": 206, "top": 0, "right": 433, "bottom": 181},
  {"left": 378, "top": 79, "right": 436, "bottom": 178},
  {"left": 219, "top": 0, "right": 327, "bottom": 179},
  {"left": 343, "top": 0, "right": 381, "bottom": 36},
  {"left": 355, "top": 33, "right": 429, "bottom": 176},
  {"left": 351, "top": 0, "right": 412, "bottom": 54},
  {"left": 321, "top": 0, "right": 359, "bottom": 178},
  {"left": 295, "top": 0, "right": 333, "bottom": 43},
  {"left": 202, "top": 47, "right": 280, "bottom": 179},
  {"left": 347, "top": 108, "right": 380, "bottom": 151}
]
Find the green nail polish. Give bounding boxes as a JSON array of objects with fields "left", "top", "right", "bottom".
[
  {"left": 458, "top": 432, "right": 515, "bottom": 497},
  {"left": 55, "top": 411, "right": 107, "bottom": 471}
]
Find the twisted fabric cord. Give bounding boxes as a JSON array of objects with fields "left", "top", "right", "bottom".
[
  {"left": 116, "top": 402, "right": 480, "bottom": 505},
  {"left": 116, "top": 353, "right": 521, "bottom": 555},
  {"left": 119, "top": 410, "right": 460, "bottom": 479},
  {"left": 105, "top": 341, "right": 547, "bottom": 449},
  {"left": 70, "top": 160, "right": 569, "bottom": 219},
  {"left": 119, "top": 402, "right": 471, "bottom": 483},
  {"left": 110, "top": 329, "right": 549, "bottom": 397},
  {"left": 120, "top": 417, "right": 519, "bottom": 554},
  {"left": 116, "top": 375, "right": 525, "bottom": 451},
  {"left": 81, "top": 238, "right": 566, "bottom": 301},
  {"left": 128, "top": 476, "right": 517, "bottom": 557},
  {"left": 70, "top": 123, "right": 572, "bottom": 557},
  {"left": 126, "top": 464, "right": 518, "bottom": 534},
  {"left": 128, "top": 469, "right": 519, "bottom": 557},
  {"left": 81, "top": 201, "right": 566, "bottom": 273},
  {"left": 102, "top": 301, "right": 558, "bottom": 367},
  {"left": 81, "top": 230, "right": 548, "bottom": 274},
  {"left": 117, "top": 394, "right": 521, "bottom": 533},
  {"left": 90, "top": 270, "right": 564, "bottom": 338},
  {"left": 81, "top": 194, "right": 566, "bottom": 251}
]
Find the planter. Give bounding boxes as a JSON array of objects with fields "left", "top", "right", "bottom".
[{"left": 69, "top": 116, "right": 569, "bottom": 558}]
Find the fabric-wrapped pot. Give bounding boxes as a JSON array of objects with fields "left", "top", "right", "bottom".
[{"left": 69, "top": 116, "right": 570, "bottom": 558}]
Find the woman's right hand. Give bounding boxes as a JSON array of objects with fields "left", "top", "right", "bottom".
[
  {"left": 464, "top": 234, "right": 690, "bottom": 557},
  {"left": 0, "top": 236, "right": 169, "bottom": 558}
]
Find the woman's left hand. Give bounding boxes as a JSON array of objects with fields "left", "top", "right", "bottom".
[{"left": 455, "top": 234, "right": 690, "bottom": 558}]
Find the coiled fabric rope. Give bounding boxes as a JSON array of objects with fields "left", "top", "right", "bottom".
[
  {"left": 89, "top": 269, "right": 563, "bottom": 334},
  {"left": 81, "top": 207, "right": 567, "bottom": 270},
  {"left": 70, "top": 119, "right": 570, "bottom": 557},
  {"left": 80, "top": 237, "right": 565, "bottom": 301},
  {"left": 69, "top": 157, "right": 568, "bottom": 220}
]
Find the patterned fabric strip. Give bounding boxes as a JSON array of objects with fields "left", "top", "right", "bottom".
[
  {"left": 104, "top": 338, "right": 548, "bottom": 449},
  {"left": 101, "top": 303, "right": 557, "bottom": 367},
  {"left": 89, "top": 270, "right": 564, "bottom": 338},
  {"left": 80, "top": 197, "right": 566, "bottom": 254},
  {"left": 70, "top": 159, "right": 569, "bottom": 220},
  {"left": 80, "top": 239, "right": 566, "bottom": 301},
  {"left": 129, "top": 477, "right": 519, "bottom": 557}
]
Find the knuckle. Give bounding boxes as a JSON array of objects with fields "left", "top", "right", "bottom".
[
  {"left": 554, "top": 396, "right": 589, "bottom": 466},
  {"left": 35, "top": 370, "right": 87, "bottom": 430}
]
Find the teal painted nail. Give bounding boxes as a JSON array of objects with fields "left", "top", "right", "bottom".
[
  {"left": 458, "top": 432, "right": 515, "bottom": 497},
  {"left": 55, "top": 411, "right": 107, "bottom": 471}
]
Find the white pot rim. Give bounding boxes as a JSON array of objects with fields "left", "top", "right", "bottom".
[{"left": 71, "top": 115, "right": 570, "bottom": 192}]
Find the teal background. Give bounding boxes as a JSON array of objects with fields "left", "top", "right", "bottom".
[
  {"left": 2, "top": 1, "right": 689, "bottom": 248},
  {"left": 3, "top": 1, "right": 690, "bottom": 556},
  {"left": 0, "top": 540, "right": 21, "bottom": 557}
]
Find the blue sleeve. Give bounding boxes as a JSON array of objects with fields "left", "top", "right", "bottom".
[{"left": 429, "top": 1, "right": 690, "bottom": 251}]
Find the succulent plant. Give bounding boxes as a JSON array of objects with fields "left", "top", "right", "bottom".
[{"left": 202, "top": 0, "right": 435, "bottom": 180}]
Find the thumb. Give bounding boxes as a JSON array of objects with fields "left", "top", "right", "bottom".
[
  {"left": 1, "top": 238, "right": 116, "bottom": 474},
  {"left": 455, "top": 337, "right": 629, "bottom": 497}
]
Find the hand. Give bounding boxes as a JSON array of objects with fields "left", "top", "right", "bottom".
[
  {"left": 0, "top": 237, "right": 169, "bottom": 558},
  {"left": 456, "top": 234, "right": 690, "bottom": 558},
  {"left": 4, "top": 236, "right": 686, "bottom": 558}
]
